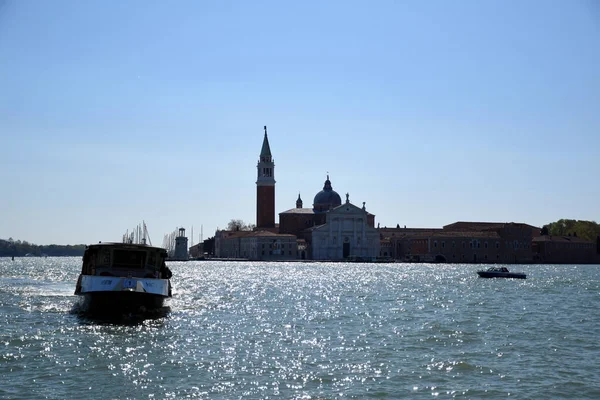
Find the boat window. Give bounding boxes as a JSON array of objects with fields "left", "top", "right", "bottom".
[
  {"left": 148, "top": 251, "right": 156, "bottom": 266},
  {"left": 82, "top": 250, "right": 97, "bottom": 274},
  {"left": 82, "top": 251, "right": 90, "bottom": 273},
  {"left": 113, "top": 250, "right": 147, "bottom": 268},
  {"left": 101, "top": 249, "right": 111, "bottom": 266}
]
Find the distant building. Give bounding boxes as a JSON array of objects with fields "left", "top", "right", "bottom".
[
  {"left": 280, "top": 176, "right": 376, "bottom": 235},
  {"left": 172, "top": 228, "right": 189, "bottom": 261},
  {"left": 214, "top": 229, "right": 297, "bottom": 260},
  {"left": 279, "top": 177, "right": 379, "bottom": 259},
  {"left": 532, "top": 235, "right": 600, "bottom": 264},
  {"left": 383, "top": 230, "right": 500, "bottom": 262},
  {"left": 307, "top": 196, "right": 380, "bottom": 260},
  {"left": 443, "top": 222, "right": 538, "bottom": 263},
  {"left": 379, "top": 222, "right": 539, "bottom": 263},
  {"left": 189, "top": 242, "right": 204, "bottom": 259}
]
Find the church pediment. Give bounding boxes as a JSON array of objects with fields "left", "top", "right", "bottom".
[{"left": 329, "top": 201, "right": 367, "bottom": 217}]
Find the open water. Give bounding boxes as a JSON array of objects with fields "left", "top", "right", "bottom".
[{"left": 1, "top": 257, "right": 599, "bottom": 399}]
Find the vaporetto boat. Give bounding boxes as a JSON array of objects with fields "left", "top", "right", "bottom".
[{"left": 74, "top": 242, "right": 172, "bottom": 312}]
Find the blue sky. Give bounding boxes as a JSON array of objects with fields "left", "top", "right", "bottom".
[{"left": 1, "top": 0, "right": 599, "bottom": 245}]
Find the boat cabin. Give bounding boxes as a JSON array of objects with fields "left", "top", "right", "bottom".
[
  {"left": 488, "top": 267, "right": 510, "bottom": 272},
  {"left": 81, "top": 243, "right": 170, "bottom": 279}
]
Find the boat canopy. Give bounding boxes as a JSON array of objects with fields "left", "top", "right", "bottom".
[{"left": 81, "top": 243, "right": 168, "bottom": 278}]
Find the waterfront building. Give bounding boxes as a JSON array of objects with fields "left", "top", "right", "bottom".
[
  {"left": 532, "top": 234, "right": 600, "bottom": 264},
  {"left": 188, "top": 242, "right": 204, "bottom": 259},
  {"left": 443, "top": 222, "right": 538, "bottom": 263},
  {"left": 214, "top": 229, "right": 297, "bottom": 260},
  {"left": 279, "top": 176, "right": 379, "bottom": 259},
  {"left": 278, "top": 175, "right": 344, "bottom": 239},
  {"left": 379, "top": 222, "right": 539, "bottom": 264},
  {"left": 385, "top": 230, "right": 503, "bottom": 263},
  {"left": 173, "top": 228, "right": 189, "bottom": 261},
  {"left": 306, "top": 195, "right": 380, "bottom": 260}
]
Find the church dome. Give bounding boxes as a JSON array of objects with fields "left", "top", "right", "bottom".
[{"left": 313, "top": 175, "right": 342, "bottom": 212}]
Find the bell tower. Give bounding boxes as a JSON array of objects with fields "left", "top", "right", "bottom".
[{"left": 256, "top": 126, "right": 275, "bottom": 228}]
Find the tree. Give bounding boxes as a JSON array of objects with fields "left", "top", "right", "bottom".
[
  {"left": 0, "top": 238, "right": 86, "bottom": 257},
  {"left": 545, "top": 219, "right": 600, "bottom": 242},
  {"left": 203, "top": 236, "right": 215, "bottom": 255},
  {"left": 226, "top": 219, "right": 254, "bottom": 231}
]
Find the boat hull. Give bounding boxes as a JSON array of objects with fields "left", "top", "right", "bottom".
[
  {"left": 79, "top": 291, "right": 167, "bottom": 312},
  {"left": 477, "top": 271, "right": 526, "bottom": 279},
  {"left": 75, "top": 275, "right": 171, "bottom": 312}
]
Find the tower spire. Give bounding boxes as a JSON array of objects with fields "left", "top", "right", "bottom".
[{"left": 260, "top": 125, "right": 272, "bottom": 161}]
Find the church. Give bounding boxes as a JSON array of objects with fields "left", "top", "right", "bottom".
[{"left": 253, "top": 126, "right": 380, "bottom": 260}]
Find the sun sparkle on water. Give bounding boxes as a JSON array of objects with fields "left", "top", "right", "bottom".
[{"left": 1, "top": 258, "right": 600, "bottom": 398}]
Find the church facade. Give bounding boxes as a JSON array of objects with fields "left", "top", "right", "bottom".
[{"left": 307, "top": 197, "right": 380, "bottom": 260}]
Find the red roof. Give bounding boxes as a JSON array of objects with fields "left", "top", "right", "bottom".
[
  {"left": 388, "top": 231, "right": 501, "bottom": 239},
  {"left": 279, "top": 208, "right": 315, "bottom": 215},
  {"left": 443, "top": 221, "right": 540, "bottom": 231},
  {"left": 533, "top": 235, "right": 593, "bottom": 243}
]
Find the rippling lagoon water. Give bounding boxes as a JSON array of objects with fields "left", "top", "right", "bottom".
[{"left": 1, "top": 258, "right": 600, "bottom": 399}]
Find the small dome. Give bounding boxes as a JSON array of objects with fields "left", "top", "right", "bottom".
[{"left": 313, "top": 175, "right": 342, "bottom": 212}]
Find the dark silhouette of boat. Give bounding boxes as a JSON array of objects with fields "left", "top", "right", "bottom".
[
  {"left": 74, "top": 242, "right": 172, "bottom": 312},
  {"left": 477, "top": 266, "right": 526, "bottom": 279}
]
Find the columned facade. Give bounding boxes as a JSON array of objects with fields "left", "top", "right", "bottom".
[{"left": 309, "top": 199, "right": 380, "bottom": 260}]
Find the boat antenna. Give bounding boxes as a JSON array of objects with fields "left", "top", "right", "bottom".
[{"left": 143, "top": 221, "right": 152, "bottom": 246}]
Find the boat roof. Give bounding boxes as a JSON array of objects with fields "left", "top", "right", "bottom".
[{"left": 86, "top": 242, "right": 167, "bottom": 252}]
